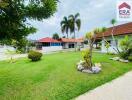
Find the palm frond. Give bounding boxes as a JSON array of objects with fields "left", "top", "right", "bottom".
[
  {"left": 64, "top": 16, "right": 68, "bottom": 22},
  {"left": 69, "top": 22, "right": 75, "bottom": 33},
  {"left": 68, "top": 14, "right": 74, "bottom": 20},
  {"left": 93, "top": 28, "right": 102, "bottom": 34},
  {"left": 102, "top": 27, "right": 107, "bottom": 32},
  {"left": 76, "top": 19, "right": 81, "bottom": 31},
  {"left": 61, "top": 25, "right": 66, "bottom": 33},
  {"left": 85, "top": 32, "right": 94, "bottom": 39},
  {"left": 75, "top": 13, "right": 80, "bottom": 19},
  {"left": 60, "top": 21, "right": 65, "bottom": 26}
]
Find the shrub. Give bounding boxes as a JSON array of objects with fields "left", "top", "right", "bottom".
[
  {"left": 82, "top": 49, "right": 91, "bottom": 69},
  {"left": 119, "top": 52, "right": 129, "bottom": 60},
  {"left": 128, "top": 56, "right": 132, "bottom": 62},
  {"left": 84, "top": 40, "right": 88, "bottom": 44},
  {"left": 107, "top": 52, "right": 116, "bottom": 55},
  {"left": 119, "top": 36, "right": 132, "bottom": 60},
  {"left": 28, "top": 50, "right": 42, "bottom": 61}
]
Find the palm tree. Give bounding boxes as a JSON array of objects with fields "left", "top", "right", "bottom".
[
  {"left": 102, "top": 27, "right": 110, "bottom": 53},
  {"left": 111, "top": 19, "right": 117, "bottom": 41},
  {"left": 68, "top": 13, "right": 81, "bottom": 50},
  {"left": 110, "top": 19, "right": 120, "bottom": 53},
  {"left": 60, "top": 16, "right": 70, "bottom": 38}
]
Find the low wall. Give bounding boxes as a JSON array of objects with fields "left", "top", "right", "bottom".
[
  {"left": 0, "top": 45, "right": 15, "bottom": 54},
  {"left": 42, "top": 46, "right": 62, "bottom": 53}
]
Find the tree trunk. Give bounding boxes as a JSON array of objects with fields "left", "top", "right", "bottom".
[
  {"left": 74, "top": 31, "right": 76, "bottom": 51},
  {"left": 67, "top": 33, "right": 68, "bottom": 38},
  {"left": 89, "top": 35, "right": 96, "bottom": 68},
  {"left": 111, "top": 26, "right": 115, "bottom": 42},
  {"left": 89, "top": 44, "right": 93, "bottom": 68},
  {"left": 111, "top": 25, "right": 121, "bottom": 53},
  {"left": 107, "top": 48, "right": 108, "bottom": 54}
]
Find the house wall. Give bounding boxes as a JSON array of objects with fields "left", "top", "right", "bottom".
[
  {"left": 101, "top": 34, "right": 132, "bottom": 53},
  {"left": 50, "top": 43, "right": 61, "bottom": 46},
  {"left": 62, "top": 42, "right": 78, "bottom": 49},
  {"left": 78, "top": 42, "right": 84, "bottom": 48},
  {"left": 37, "top": 41, "right": 84, "bottom": 52},
  {"left": 62, "top": 42, "right": 84, "bottom": 49},
  {"left": 62, "top": 43, "right": 69, "bottom": 49},
  {"left": 41, "top": 46, "right": 62, "bottom": 53}
]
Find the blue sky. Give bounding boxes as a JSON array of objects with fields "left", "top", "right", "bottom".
[{"left": 28, "top": 0, "right": 126, "bottom": 40}]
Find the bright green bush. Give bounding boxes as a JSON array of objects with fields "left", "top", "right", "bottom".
[
  {"left": 128, "top": 56, "right": 132, "bottom": 62},
  {"left": 119, "top": 36, "right": 132, "bottom": 60},
  {"left": 82, "top": 49, "right": 91, "bottom": 69},
  {"left": 28, "top": 51, "right": 42, "bottom": 61},
  {"left": 120, "top": 52, "right": 129, "bottom": 60}
]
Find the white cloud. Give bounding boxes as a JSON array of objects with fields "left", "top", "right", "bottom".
[
  {"left": 28, "top": 0, "right": 127, "bottom": 40},
  {"left": 43, "top": 16, "right": 59, "bottom": 26}
]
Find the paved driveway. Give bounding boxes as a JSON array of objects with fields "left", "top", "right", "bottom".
[{"left": 76, "top": 71, "right": 132, "bottom": 100}]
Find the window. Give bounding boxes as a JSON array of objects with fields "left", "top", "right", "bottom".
[{"left": 42, "top": 43, "right": 50, "bottom": 47}]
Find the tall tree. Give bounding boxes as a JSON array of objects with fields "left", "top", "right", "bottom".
[
  {"left": 0, "top": 0, "right": 58, "bottom": 42},
  {"left": 111, "top": 19, "right": 117, "bottom": 41},
  {"left": 68, "top": 13, "right": 81, "bottom": 50},
  {"left": 52, "top": 33, "right": 59, "bottom": 40},
  {"left": 110, "top": 19, "right": 120, "bottom": 53},
  {"left": 60, "top": 16, "right": 70, "bottom": 38},
  {"left": 85, "top": 28, "right": 105, "bottom": 67},
  {"left": 0, "top": 0, "right": 8, "bottom": 8},
  {"left": 101, "top": 27, "right": 110, "bottom": 53}
]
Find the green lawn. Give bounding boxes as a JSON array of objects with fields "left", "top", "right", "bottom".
[{"left": 0, "top": 52, "right": 132, "bottom": 100}]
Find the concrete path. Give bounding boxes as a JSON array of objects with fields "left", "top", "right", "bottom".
[
  {"left": 0, "top": 49, "right": 74, "bottom": 61},
  {"left": 76, "top": 71, "right": 132, "bottom": 100},
  {"left": 0, "top": 54, "right": 27, "bottom": 61}
]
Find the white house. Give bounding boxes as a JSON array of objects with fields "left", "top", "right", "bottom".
[
  {"left": 96, "top": 22, "right": 132, "bottom": 53},
  {"left": 36, "top": 37, "right": 62, "bottom": 53},
  {"left": 36, "top": 37, "right": 84, "bottom": 53},
  {"left": 59, "top": 38, "right": 84, "bottom": 49}
]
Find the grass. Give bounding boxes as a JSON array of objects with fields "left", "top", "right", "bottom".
[{"left": 0, "top": 52, "right": 132, "bottom": 100}]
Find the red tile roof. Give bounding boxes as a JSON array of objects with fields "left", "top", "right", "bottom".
[
  {"left": 96, "top": 22, "right": 132, "bottom": 38},
  {"left": 38, "top": 37, "right": 84, "bottom": 43},
  {"left": 60, "top": 38, "right": 84, "bottom": 43},
  {"left": 38, "top": 37, "right": 60, "bottom": 43}
]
